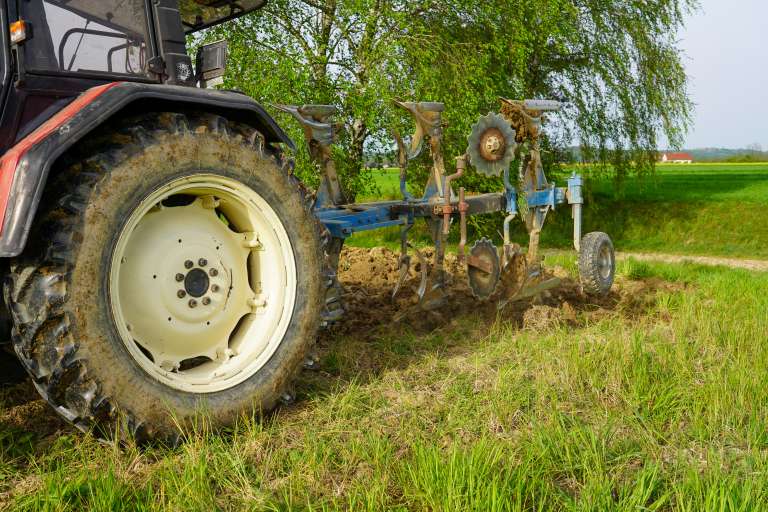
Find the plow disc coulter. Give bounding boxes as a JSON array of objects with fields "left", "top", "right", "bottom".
[{"left": 281, "top": 98, "right": 616, "bottom": 311}]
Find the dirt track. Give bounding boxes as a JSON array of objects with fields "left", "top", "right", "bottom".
[{"left": 616, "top": 251, "right": 768, "bottom": 272}]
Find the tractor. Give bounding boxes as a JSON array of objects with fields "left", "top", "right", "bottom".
[{"left": 0, "top": 0, "right": 615, "bottom": 443}]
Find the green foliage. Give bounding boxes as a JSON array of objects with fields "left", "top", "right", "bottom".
[
  {"left": 202, "top": 0, "right": 415, "bottom": 198},
  {"left": 200, "top": 0, "right": 696, "bottom": 199}
]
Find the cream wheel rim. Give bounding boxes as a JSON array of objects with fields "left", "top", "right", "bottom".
[{"left": 109, "top": 174, "right": 297, "bottom": 393}]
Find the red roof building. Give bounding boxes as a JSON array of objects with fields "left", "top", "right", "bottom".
[{"left": 661, "top": 152, "right": 694, "bottom": 163}]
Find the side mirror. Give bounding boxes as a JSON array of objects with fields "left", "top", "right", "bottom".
[{"left": 195, "top": 40, "right": 228, "bottom": 88}]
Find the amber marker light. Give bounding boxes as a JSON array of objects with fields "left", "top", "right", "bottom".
[{"left": 10, "top": 20, "right": 27, "bottom": 44}]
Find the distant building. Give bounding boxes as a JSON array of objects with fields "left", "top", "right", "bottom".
[{"left": 661, "top": 152, "right": 693, "bottom": 164}]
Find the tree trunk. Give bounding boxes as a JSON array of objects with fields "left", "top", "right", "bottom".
[{"left": 346, "top": 118, "right": 368, "bottom": 202}]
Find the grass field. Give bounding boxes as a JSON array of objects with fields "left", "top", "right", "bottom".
[
  {"left": 354, "top": 163, "right": 768, "bottom": 259},
  {"left": 3, "top": 256, "right": 768, "bottom": 510},
  {"left": 589, "top": 163, "right": 768, "bottom": 203},
  {"left": 2, "top": 163, "right": 767, "bottom": 510}
]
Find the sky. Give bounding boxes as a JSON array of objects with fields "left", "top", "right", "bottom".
[{"left": 677, "top": 0, "right": 768, "bottom": 149}]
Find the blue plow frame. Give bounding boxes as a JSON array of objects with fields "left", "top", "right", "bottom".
[{"left": 314, "top": 174, "right": 583, "bottom": 242}]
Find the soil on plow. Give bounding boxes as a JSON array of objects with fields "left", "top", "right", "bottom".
[
  {"left": 0, "top": 247, "right": 681, "bottom": 444},
  {"left": 325, "top": 246, "right": 681, "bottom": 341}
]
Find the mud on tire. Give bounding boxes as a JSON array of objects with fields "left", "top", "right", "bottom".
[{"left": 4, "top": 111, "right": 334, "bottom": 443}]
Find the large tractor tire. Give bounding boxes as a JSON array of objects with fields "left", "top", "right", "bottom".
[{"left": 4, "top": 111, "right": 333, "bottom": 443}]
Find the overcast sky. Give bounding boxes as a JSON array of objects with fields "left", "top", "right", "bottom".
[{"left": 677, "top": 0, "right": 767, "bottom": 149}]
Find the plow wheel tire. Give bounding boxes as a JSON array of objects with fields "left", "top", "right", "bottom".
[
  {"left": 578, "top": 231, "right": 615, "bottom": 296},
  {"left": 4, "top": 112, "right": 328, "bottom": 444}
]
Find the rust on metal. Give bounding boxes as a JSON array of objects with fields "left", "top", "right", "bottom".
[
  {"left": 443, "top": 154, "right": 467, "bottom": 235},
  {"left": 478, "top": 127, "right": 507, "bottom": 162},
  {"left": 457, "top": 187, "right": 469, "bottom": 264},
  {"left": 466, "top": 254, "right": 493, "bottom": 274}
]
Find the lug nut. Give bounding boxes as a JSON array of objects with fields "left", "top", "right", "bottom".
[
  {"left": 199, "top": 258, "right": 208, "bottom": 267},
  {"left": 175, "top": 273, "right": 185, "bottom": 282},
  {"left": 211, "top": 284, "right": 220, "bottom": 292},
  {"left": 188, "top": 299, "right": 198, "bottom": 308},
  {"left": 184, "top": 260, "right": 194, "bottom": 269},
  {"left": 209, "top": 268, "right": 218, "bottom": 277},
  {"left": 202, "top": 297, "right": 211, "bottom": 306},
  {"left": 177, "top": 290, "right": 187, "bottom": 298}
]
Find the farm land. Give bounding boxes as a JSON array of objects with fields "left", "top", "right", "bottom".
[
  {"left": 356, "top": 163, "right": 768, "bottom": 259},
  {"left": 2, "top": 163, "right": 768, "bottom": 510}
]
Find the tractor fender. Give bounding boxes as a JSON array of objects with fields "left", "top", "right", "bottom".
[{"left": 0, "top": 81, "right": 294, "bottom": 257}]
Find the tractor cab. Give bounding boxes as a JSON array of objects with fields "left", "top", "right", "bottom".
[{"left": 0, "top": 0, "right": 264, "bottom": 153}]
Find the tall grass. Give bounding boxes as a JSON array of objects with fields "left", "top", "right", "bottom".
[{"left": 3, "top": 258, "right": 768, "bottom": 510}]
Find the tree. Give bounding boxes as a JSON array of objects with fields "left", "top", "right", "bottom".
[
  {"left": 399, "top": 0, "right": 696, "bottom": 183},
  {"left": 206, "top": 0, "right": 696, "bottom": 196},
  {"left": 206, "top": 0, "right": 415, "bottom": 197}
]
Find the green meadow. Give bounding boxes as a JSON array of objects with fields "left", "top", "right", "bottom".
[{"left": 355, "top": 163, "right": 768, "bottom": 259}]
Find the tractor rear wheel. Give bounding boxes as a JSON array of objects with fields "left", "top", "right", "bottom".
[{"left": 4, "top": 112, "right": 328, "bottom": 443}]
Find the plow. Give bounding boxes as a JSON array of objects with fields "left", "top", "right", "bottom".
[{"left": 278, "top": 98, "right": 615, "bottom": 314}]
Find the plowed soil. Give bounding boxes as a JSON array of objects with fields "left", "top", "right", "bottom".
[{"left": 324, "top": 246, "right": 676, "bottom": 340}]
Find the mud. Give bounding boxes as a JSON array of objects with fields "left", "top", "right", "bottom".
[{"left": 322, "top": 246, "right": 681, "bottom": 341}]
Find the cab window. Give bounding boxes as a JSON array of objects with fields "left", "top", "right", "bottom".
[
  {"left": 180, "top": 0, "right": 266, "bottom": 33},
  {"left": 19, "top": 0, "right": 151, "bottom": 76}
]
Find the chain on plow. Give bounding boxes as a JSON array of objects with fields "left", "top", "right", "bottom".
[{"left": 276, "top": 98, "right": 615, "bottom": 315}]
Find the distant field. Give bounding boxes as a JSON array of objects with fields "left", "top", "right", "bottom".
[
  {"left": 590, "top": 163, "right": 768, "bottom": 204},
  {"left": 362, "top": 163, "right": 768, "bottom": 204},
  {"left": 354, "top": 163, "right": 768, "bottom": 259}
]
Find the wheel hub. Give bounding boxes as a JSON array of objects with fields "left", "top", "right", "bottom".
[
  {"left": 184, "top": 268, "right": 210, "bottom": 298},
  {"left": 118, "top": 198, "right": 254, "bottom": 371},
  {"left": 599, "top": 245, "right": 613, "bottom": 279},
  {"left": 480, "top": 129, "right": 506, "bottom": 161}
]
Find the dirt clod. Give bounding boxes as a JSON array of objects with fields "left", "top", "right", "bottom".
[{"left": 523, "top": 305, "right": 563, "bottom": 331}]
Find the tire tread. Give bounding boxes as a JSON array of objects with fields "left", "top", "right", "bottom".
[{"left": 578, "top": 231, "right": 615, "bottom": 296}]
